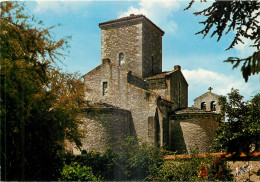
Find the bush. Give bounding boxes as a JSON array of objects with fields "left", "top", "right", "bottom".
[
  {"left": 112, "top": 136, "right": 164, "bottom": 180},
  {"left": 206, "top": 154, "right": 233, "bottom": 181},
  {"left": 59, "top": 162, "right": 102, "bottom": 181},
  {"left": 59, "top": 150, "right": 115, "bottom": 180},
  {"left": 59, "top": 138, "right": 233, "bottom": 181},
  {"left": 157, "top": 153, "right": 233, "bottom": 181}
]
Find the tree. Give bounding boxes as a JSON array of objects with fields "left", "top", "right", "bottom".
[
  {"left": 185, "top": 0, "right": 260, "bottom": 82},
  {"left": 112, "top": 136, "right": 164, "bottom": 180},
  {"left": 0, "top": 2, "right": 84, "bottom": 180},
  {"left": 211, "top": 89, "right": 260, "bottom": 158}
]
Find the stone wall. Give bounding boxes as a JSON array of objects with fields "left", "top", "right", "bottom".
[
  {"left": 146, "top": 70, "right": 188, "bottom": 109},
  {"left": 66, "top": 106, "right": 133, "bottom": 154},
  {"left": 83, "top": 62, "right": 170, "bottom": 145},
  {"left": 79, "top": 107, "right": 133, "bottom": 153},
  {"left": 146, "top": 78, "right": 170, "bottom": 101},
  {"left": 142, "top": 18, "right": 163, "bottom": 78},
  {"left": 228, "top": 161, "right": 260, "bottom": 181},
  {"left": 100, "top": 16, "right": 163, "bottom": 79},
  {"left": 100, "top": 19, "right": 143, "bottom": 78},
  {"left": 194, "top": 92, "right": 220, "bottom": 113},
  {"left": 169, "top": 70, "right": 188, "bottom": 110},
  {"left": 127, "top": 71, "right": 148, "bottom": 90},
  {"left": 169, "top": 109, "right": 219, "bottom": 154}
]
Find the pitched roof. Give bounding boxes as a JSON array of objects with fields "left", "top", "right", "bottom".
[
  {"left": 99, "top": 14, "right": 165, "bottom": 35},
  {"left": 194, "top": 91, "right": 220, "bottom": 101},
  {"left": 175, "top": 107, "right": 215, "bottom": 114},
  {"left": 145, "top": 70, "right": 176, "bottom": 80}
]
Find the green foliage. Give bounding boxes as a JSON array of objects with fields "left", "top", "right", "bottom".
[
  {"left": 59, "top": 162, "right": 102, "bottom": 181},
  {"left": 185, "top": 0, "right": 260, "bottom": 82},
  {"left": 0, "top": 2, "right": 84, "bottom": 180},
  {"left": 207, "top": 154, "right": 233, "bottom": 181},
  {"left": 112, "top": 136, "right": 164, "bottom": 180},
  {"left": 158, "top": 159, "right": 200, "bottom": 181},
  {"left": 211, "top": 89, "right": 260, "bottom": 157},
  {"left": 59, "top": 138, "right": 234, "bottom": 181},
  {"left": 157, "top": 154, "right": 233, "bottom": 181},
  {"left": 58, "top": 137, "right": 164, "bottom": 181},
  {"left": 60, "top": 150, "right": 115, "bottom": 180}
]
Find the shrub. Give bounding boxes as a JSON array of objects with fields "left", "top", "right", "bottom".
[
  {"left": 59, "top": 150, "right": 115, "bottom": 180},
  {"left": 59, "top": 162, "right": 103, "bottom": 181},
  {"left": 112, "top": 136, "right": 164, "bottom": 180},
  {"left": 157, "top": 154, "right": 233, "bottom": 181},
  {"left": 206, "top": 154, "right": 233, "bottom": 181}
]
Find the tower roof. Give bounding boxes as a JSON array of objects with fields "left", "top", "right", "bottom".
[
  {"left": 194, "top": 91, "right": 220, "bottom": 101},
  {"left": 99, "top": 14, "right": 165, "bottom": 35}
]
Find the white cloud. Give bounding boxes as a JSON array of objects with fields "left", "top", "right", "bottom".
[
  {"left": 234, "top": 38, "right": 256, "bottom": 58},
  {"left": 233, "top": 11, "right": 259, "bottom": 58},
  {"left": 118, "top": 0, "right": 181, "bottom": 34},
  {"left": 234, "top": 26, "right": 259, "bottom": 58},
  {"left": 182, "top": 68, "right": 257, "bottom": 106}
]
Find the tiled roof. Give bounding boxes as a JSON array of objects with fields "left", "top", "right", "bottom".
[
  {"left": 99, "top": 14, "right": 165, "bottom": 35},
  {"left": 164, "top": 151, "right": 260, "bottom": 160},
  {"left": 145, "top": 70, "right": 176, "bottom": 80},
  {"left": 175, "top": 107, "right": 215, "bottom": 114}
]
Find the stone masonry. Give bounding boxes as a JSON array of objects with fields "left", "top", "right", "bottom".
[
  {"left": 194, "top": 88, "right": 220, "bottom": 113},
  {"left": 169, "top": 107, "right": 219, "bottom": 154},
  {"left": 69, "top": 14, "right": 220, "bottom": 154}
]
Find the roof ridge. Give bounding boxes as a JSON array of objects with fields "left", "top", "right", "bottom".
[
  {"left": 99, "top": 14, "right": 164, "bottom": 35},
  {"left": 194, "top": 91, "right": 220, "bottom": 101}
]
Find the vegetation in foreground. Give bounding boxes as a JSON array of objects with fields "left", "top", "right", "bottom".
[
  {"left": 1, "top": 2, "right": 84, "bottom": 180},
  {"left": 59, "top": 136, "right": 233, "bottom": 181},
  {"left": 1, "top": 1, "right": 258, "bottom": 181}
]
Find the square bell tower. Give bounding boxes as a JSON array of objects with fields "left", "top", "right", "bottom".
[{"left": 99, "top": 14, "right": 164, "bottom": 78}]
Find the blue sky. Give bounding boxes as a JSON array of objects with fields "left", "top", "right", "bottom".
[{"left": 23, "top": 0, "right": 259, "bottom": 106}]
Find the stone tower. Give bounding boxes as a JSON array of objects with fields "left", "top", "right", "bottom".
[
  {"left": 99, "top": 14, "right": 164, "bottom": 78},
  {"left": 66, "top": 14, "right": 219, "bottom": 155}
]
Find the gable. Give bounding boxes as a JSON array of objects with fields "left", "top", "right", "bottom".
[{"left": 194, "top": 92, "right": 219, "bottom": 101}]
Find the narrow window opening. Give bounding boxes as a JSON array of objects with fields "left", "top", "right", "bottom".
[
  {"left": 211, "top": 101, "right": 216, "bottom": 111},
  {"left": 151, "top": 56, "right": 154, "bottom": 74},
  {"left": 119, "top": 52, "right": 124, "bottom": 66},
  {"left": 201, "top": 102, "right": 206, "bottom": 110},
  {"left": 103, "top": 82, "right": 108, "bottom": 96},
  {"left": 178, "top": 82, "right": 181, "bottom": 108}
]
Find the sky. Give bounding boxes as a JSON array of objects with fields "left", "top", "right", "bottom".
[{"left": 23, "top": 0, "right": 259, "bottom": 106}]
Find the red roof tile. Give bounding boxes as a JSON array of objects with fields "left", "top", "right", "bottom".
[{"left": 164, "top": 152, "right": 260, "bottom": 160}]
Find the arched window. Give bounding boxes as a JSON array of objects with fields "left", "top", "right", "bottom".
[
  {"left": 119, "top": 52, "right": 125, "bottom": 66},
  {"left": 201, "top": 102, "right": 206, "bottom": 110},
  {"left": 211, "top": 101, "right": 216, "bottom": 111}
]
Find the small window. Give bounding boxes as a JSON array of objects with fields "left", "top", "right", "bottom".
[
  {"left": 201, "top": 102, "right": 206, "bottom": 110},
  {"left": 151, "top": 56, "right": 154, "bottom": 74},
  {"left": 211, "top": 101, "right": 216, "bottom": 111},
  {"left": 103, "top": 82, "right": 108, "bottom": 96},
  {"left": 119, "top": 52, "right": 125, "bottom": 66}
]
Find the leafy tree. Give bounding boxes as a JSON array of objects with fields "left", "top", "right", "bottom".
[
  {"left": 185, "top": 0, "right": 260, "bottom": 82},
  {"left": 112, "top": 136, "right": 164, "bottom": 180},
  {"left": 211, "top": 89, "right": 260, "bottom": 158},
  {"left": 0, "top": 2, "right": 84, "bottom": 180}
]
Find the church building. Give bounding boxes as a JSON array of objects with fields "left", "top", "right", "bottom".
[{"left": 67, "top": 14, "right": 219, "bottom": 154}]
